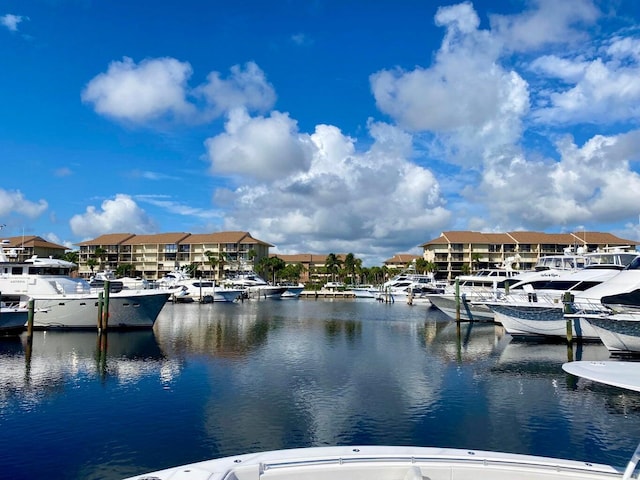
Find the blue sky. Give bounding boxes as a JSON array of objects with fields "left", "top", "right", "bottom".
[{"left": 2, "top": 0, "right": 640, "bottom": 266}]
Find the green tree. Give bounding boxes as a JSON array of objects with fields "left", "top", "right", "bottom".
[
  {"left": 61, "top": 250, "right": 79, "bottom": 265},
  {"left": 204, "top": 250, "right": 218, "bottom": 279},
  {"left": 87, "top": 258, "right": 98, "bottom": 274},
  {"left": 280, "top": 263, "right": 305, "bottom": 283},
  {"left": 116, "top": 263, "right": 135, "bottom": 277},
  {"left": 471, "top": 252, "right": 481, "bottom": 272},
  {"left": 343, "top": 253, "right": 357, "bottom": 285},
  {"left": 257, "top": 256, "right": 285, "bottom": 282},
  {"left": 324, "top": 253, "right": 343, "bottom": 282},
  {"left": 183, "top": 263, "right": 199, "bottom": 277},
  {"left": 93, "top": 247, "right": 107, "bottom": 270}
]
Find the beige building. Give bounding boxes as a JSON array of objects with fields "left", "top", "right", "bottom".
[
  {"left": 0, "top": 235, "right": 67, "bottom": 262},
  {"left": 76, "top": 231, "right": 273, "bottom": 280},
  {"left": 421, "top": 231, "right": 638, "bottom": 281},
  {"left": 383, "top": 254, "right": 421, "bottom": 270}
]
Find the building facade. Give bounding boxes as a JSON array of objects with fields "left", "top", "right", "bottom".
[
  {"left": 0, "top": 236, "right": 67, "bottom": 262},
  {"left": 421, "top": 231, "right": 639, "bottom": 281},
  {"left": 76, "top": 231, "right": 273, "bottom": 280}
]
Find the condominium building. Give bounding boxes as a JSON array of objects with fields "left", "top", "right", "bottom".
[
  {"left": 76, "top": 231, "right": 273, "bottom": 280},
  {"left": 421, "top": 231, "right": 638, "bottom": 281},
  {"left": 0, "top": 236, "right": 67, "bottom": 262}
]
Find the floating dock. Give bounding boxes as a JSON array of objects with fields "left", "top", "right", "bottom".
[{"left": 299, "top": 290, "right": 356, "bottom": 298}]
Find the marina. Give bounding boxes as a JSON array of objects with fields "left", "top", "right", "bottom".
[{"left": 2, "top": 299, "right": 640, "bottom": 479}]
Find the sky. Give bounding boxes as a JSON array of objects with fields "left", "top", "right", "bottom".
[{"left": 2, "top": 0, "right": 640, "bottom": 266}]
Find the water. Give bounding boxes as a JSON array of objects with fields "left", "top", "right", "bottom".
[{"left": 1, "top": 299, "right": 640, "bottom": 479}]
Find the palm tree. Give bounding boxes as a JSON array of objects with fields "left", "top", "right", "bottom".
[
  {"left": 61, "top": 250, "right": 79, "bottom": 264},
  {"left": 87, "top": 258, "right": 98, "bottom": 274},
  {"left": 343, "top": 253, "right": 356, "bottom": 285},
  {"left": 116, "top": 263, "right": 135, "bottom": 277},
  {"left": 93, "top": 247, "right": 107, "bottom": 270},
  {"left": 204, "top": 250, "right": 218, "bottom": 279},
  {"left": 324, "top": 253, "right": 343, "bottom": 282}
]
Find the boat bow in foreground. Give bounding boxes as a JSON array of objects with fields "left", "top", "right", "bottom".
[{"left": 123, "top": 444, "right": 626, "bottom": 480}]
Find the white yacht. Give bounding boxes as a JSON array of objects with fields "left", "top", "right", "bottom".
[
  {"left": 89, "top": 269, "right": 150, "bottom": 290},
  {"left": 375, "top": 261, "right": 445, "bottom": 303},
  {"left": 0, "top": 241, "right": 172, "bottom": 329},
  {"left": 124, "top": 358, "right": 640, "bottom": 480},
  {"left": 226, "top": 271, "right": 288, "bottom": 299},
  {"left": 279, "top": 282, "right": 305, "bottom": 298},
  {"left": 426, "top": 267, "right": 522, "bottom": 321},
  {"left": 485, "top": 251, "right": 638, "bottom": 339},
  {"left": 349, "top": 284, "right": 378, "bottom": 298},
  {"left": 157, "top": 269, "right": 244, "bottom": 302}
]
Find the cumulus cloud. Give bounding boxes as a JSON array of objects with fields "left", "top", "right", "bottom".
[
  {"left": 208, "top": 117, "right": 449, "bottom": 259},
  {"left": 83, "top": 59, "right": 277, "bottom": 125},
  {"left": 468, "top": 130, "right": 640, "bottom": 230},
  {"left": 205, "top": 108, "right": 315, "bottom": 182},
  {"left": 0, "top": 189, "right": 47, "bottom": 217},
  {"left": 532, "top": 54, "right": 640, "bottom": 125},
  {"left": 370, "top": 2, "right": 529, "bottom": 167},
  {"left": 81, "top": 57, "right": 196, "bottom": 123},
  {"left": 195, "top": 62, "right": 276, "bottom": 118},
  {"left": 69, "top": 194, "right": 157, "bottom": 237},
  {"left": 489, "top": 0, "right": 599, "bottom": 52},
  {"left": 1, "top": 14, "right": 27, "bottom": 32}
]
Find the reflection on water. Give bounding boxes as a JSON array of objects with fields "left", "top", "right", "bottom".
[{"left": 1, "top": 300, "right": 640, "bottom": 480}]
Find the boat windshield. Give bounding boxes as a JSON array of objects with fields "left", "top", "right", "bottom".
[
  {"left": 625, "top": 256, "right": 640, "bottom": 271},
  {"left": 28, "top": 266, "right": 72, "bottom": 276},
  {"left": 585, "top": 252, "right": 637, "bottom": 268}
]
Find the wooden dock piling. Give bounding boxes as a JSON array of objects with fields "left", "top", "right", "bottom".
[
  {"left": 563, "top": 292, "right": 574, "bottom": 344},
  {"left": 455, "top": 278, "right": 460, "bottom": 322}
]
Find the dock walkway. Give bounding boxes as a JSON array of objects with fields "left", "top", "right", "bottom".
[{"left": 299, "top": 290, "right": 356, "bottom": 298}]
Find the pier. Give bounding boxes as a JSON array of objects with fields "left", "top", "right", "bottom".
[{"left": 299, "top": 290, "right": 356, "bottom": 299}]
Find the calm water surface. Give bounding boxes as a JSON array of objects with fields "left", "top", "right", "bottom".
[{"left": 1, "top": 299, "right": 640, "bottom": 479}]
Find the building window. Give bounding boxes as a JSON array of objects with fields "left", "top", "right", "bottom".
[
  {"left": 165, "top": 244, "right": 177, "bottom": 253},
  {"left": 451, "top": 244, "right": 463, "bottom": 252}
]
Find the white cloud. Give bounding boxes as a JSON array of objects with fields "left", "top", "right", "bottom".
[
  {"left": 470, "top": 130, "right": 640, "bottom": 230},
  {"left": 69, "top": 194, "right": 157, "bottom": 237},
  {"left": 0, "top": 189, "right": 47, "bottom": 218},
  {"left": 81, "top": 57, "right": 196, "bottom": 123},
  {"left": 532, "top": 56, "right": 640, "bottom": 124},
  {"left": 205, "top": 108, "right": 315, "bottom": 182},
  {"left": 1, "top": 14, "right": 26, "bottom": 32},
  {"left": 370, "top": 2, "right": 529, "bottom": 167},
  {"left": 195, "top": 61, "right": 276, "bottom": 118},
  {"left": 211, "top": 118, "right": 450, "bottom": 256},
  {"left": 83, "top": 59, "right": 277, "bottom": 125},
  {"left": 489, "top": 0, "right": 599, "bottom": 52}
]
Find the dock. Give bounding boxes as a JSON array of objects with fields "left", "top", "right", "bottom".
[{"left": 299, "top": 290, "right": 356, "bottom": 298}]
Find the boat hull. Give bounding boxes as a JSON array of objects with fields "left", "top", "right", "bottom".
[
  {"left": 426, "top": 293, "right": 494, "bottom": 321},
  {"left": 0, "top": 307, "right": 28, "bottom": 333},
  {"left": 491, "top": 304, "right": 599, "bottom": 339},
  {"left": 585, "top": 314, "right": 640, "bottom": 354},
  {"left": 281, "top": 286, "right": 304, "bottom": 298},
  {"left": 122, "top": 445, "right": 623, "bottom": 480},
  {"left": 31, "top": 291, "right": 170, "bottom": 329},
  {"left": 245, "top": 285, "right": 288, "bottom": 299}
]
